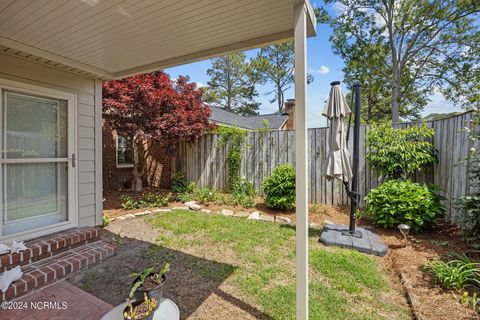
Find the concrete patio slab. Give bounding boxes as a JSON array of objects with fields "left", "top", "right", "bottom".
[{"left": 319, "top": 224, "right": 388, "bottom": 256}]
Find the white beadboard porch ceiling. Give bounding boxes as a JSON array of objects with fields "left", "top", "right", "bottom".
[{"left": 0, "top": 0, "right": 316, "bottom": 79}]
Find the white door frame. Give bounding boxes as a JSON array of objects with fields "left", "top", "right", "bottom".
[{"left": 0, "top": 78, "right": 78, "bottom": 242}]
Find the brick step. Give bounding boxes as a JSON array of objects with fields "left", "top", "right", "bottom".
[
  {"left": 0, "top": 227, "right": 101, "bottom": 273},
  {"left": 1, "top": 239, "right": 116, "bottom": 301}
]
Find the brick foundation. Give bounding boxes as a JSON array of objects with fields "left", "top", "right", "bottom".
[{"left": 102, "top": 124, "right": 172, "bottom": 191}]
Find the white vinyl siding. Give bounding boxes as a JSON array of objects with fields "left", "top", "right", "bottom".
[{"left": 0, "top": 52, "right": 100, "bottom": 230}]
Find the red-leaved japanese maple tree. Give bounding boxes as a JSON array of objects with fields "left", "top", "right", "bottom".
[{"left": 103, "top": 71, "right": 212, "bottom": 191}]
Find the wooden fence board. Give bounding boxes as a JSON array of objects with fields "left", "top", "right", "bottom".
[{"left": 174, "top": 112, "right": 475, "bottom": 222}]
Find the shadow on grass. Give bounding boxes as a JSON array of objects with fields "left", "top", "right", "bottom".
[{"left": 68, "top": 229, "right": 273, "bottom": 320}]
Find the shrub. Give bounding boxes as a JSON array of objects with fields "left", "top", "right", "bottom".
[
  {"left": 231, "top": 178, "right": 256, "bottom": 208},
  {"left": 424, "top": 253, "right": 480, "bottom": 290},
  {"left": 263, "top": 165, "right": 296, "bottom": 210},
  {"left": 456, "top": 194, "right": 480, "bottom": 249},
  {"left": 364, "top": 180, "right": 445, "bottom": 232},
  {"left": 366, "top": 121, "right": 437, "bottom": 180},
  {"left": 171, "top": 172, "right": 188, "bottom": 193}
]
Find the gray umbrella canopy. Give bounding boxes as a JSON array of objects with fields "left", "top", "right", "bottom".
[{"left": 322, "top": 84, "right": 353, "bottom": 182}]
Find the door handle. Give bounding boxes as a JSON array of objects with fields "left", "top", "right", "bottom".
[{"left": 69, "top": 153, "right": 76, "bottom": 168}]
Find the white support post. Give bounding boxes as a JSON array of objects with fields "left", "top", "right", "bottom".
[{"left": 294, "top": 3, "right": 308, "bottom": 320}]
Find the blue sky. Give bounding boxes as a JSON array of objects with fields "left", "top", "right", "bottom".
[{"left": 165, "top": 1, "right": 460, "bottom": 128}]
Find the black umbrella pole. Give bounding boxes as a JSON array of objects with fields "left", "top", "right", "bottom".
[{"left": 349, "top": 83, "right": 362, "bottom": 237}]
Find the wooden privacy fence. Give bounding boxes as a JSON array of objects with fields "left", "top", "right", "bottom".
[{"left": 174, "top": 111, "right": 476, "bottom": 222}]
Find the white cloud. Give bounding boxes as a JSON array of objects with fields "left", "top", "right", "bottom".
[
  {"left": 314, "top": 65, "right": 330, "bottom": 75},
  {"left": 196, "top": 82, "right": 205, "bottom": 88}
]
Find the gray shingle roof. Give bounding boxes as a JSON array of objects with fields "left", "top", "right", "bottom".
[{"left": 209, "top": 106, "right": 287, "bottom": 130}]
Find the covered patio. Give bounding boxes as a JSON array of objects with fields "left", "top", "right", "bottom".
[{"left": 0, "top": 0, "right": 315, "bottom": 318}]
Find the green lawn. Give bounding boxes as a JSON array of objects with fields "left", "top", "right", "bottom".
[{"left": 146, "top": 210, "right": 410, "bottom": 320}]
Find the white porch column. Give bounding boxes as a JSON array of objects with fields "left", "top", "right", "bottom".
[{"left": 294, "top": 3, "right": 308, "bottom": 320}]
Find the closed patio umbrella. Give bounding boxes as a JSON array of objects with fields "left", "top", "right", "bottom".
[
  {"left": 322, "top": 81, "right": 352, "bottom": 183},
  {"left": 322, "top": 81, "right": 363, "bottom": 238}
]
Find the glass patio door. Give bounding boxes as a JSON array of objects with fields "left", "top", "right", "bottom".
[{"left": 1, "top": 90, "right": 73, "bottom": 238}]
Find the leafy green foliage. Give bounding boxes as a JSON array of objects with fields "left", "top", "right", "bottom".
[
  {"left": 456, "top": 194, "right": 480, "bottom": 249},
  {"left": 230, "top": 178, "right": 256, "bottom": 208},
  {"left": 121, "top": 195, "right": 136, "bottom": 210},
  {"left": 153, "top": 262, "right": 170, "bottom": 284},
  {"left": 121, "top": 193, "right": 171, "bottom": 210},
  {"left": 263, "top": 165, "right": 296, "bottom": 210},
  {"left": 251, "top": 43, "right": 314, "bottom": 113},
  {"left": 129, "top": 267, "right": 153, "bottom": 299},
  {"left": 365, "top": 180, "right": 445, "bottom": 232},
  {"left": 424, "top": 254, "right": 480, "bottom": 290},
  {"left": 215, "top": 126, "right": 248, "bottom": 192},
  {"left": 175, "top": 180, "right": 255, "bottom": 208},
  {"left": 171, "top": 172, "right": 188, "bottom": 193},
  {"left": 325, "top": 0, "right": 480, "bottom": 121},
  {"left": 366, "top": 121, "right": 437, "bottom": 179},
  {"left": 101, "top": 215, "right": 110, "bottom": 228}
]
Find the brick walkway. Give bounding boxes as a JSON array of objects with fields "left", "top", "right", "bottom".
[{"left": 0, "top": 281, "right": 112, "bottom": 320}]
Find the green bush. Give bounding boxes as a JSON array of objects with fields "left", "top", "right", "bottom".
[
  {"left": 366, "top": 121, "right": 437, "bottom": 179},
  {"left": 171, "top": 172, "right": 188, "bottom": 193},
  {"left": 364, "top": 180, "right": 445, "bottom": 232},
  {"left": 424, "top": 253, "right": 480, "bottom": 290},
  {"left": 263, "top": 165, "right": 296, "bottom": 210},
  {"left": 456, "top": 194, "right": 480, "bottom": 249},
  {"left": 231, "top": 178, "right": 256, "bottom": 208}
]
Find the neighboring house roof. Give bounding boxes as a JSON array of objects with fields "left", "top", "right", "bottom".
[{"left": 209, "top": 106, "right": 288, "bottom": 130}]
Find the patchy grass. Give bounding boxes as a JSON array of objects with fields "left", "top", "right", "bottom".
[{"left": 145, "top": 210, "right": 409, "bottom": 320}]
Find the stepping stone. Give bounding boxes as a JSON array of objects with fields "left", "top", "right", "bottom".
[
  {"left": 319, "top": 223, "right": 388, "bottom": 257},
  {"left": 117, "top": 213, "right": 135, "bottom": 220},
  {"left": 275, "top": 216, "right": 292, "bottom": 224},
  {"left": 247, "top": 211, "right": 260, "bottom": 220},
  {"left": 200, "top": 209, "right": 212, "bottom": 214},
  {"left": 152, "top": 208, "right": 172, "bottom": 213},
  {"left": 259, "top": 214, "right": 274, "bottom": 222},
  {"left": 220, "top": 209, "right": 234, "bottom": 216},
  {"left": 184, "top": 201, "right": 201, "bottom": 211},
  {"left": 172, "top": 206, "right": 190, "bottom": 210},
  {"left": 233, "top": 211, "right": 251, "bottom": 218},
  {"left": 134, "top": 211, "right": 151, "bottom": 217}
]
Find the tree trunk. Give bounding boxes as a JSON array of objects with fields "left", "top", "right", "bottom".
[
  {"left": 130, "top": 139, "right": 145, "bottom": 192},
  {"left": 277, "top": 82, "right": 283, "bottom": 113},
  {"left": 131, "top": 165, "right": 143, "bottom": 192},
  {"left": 391, "top": 83, "right": 400, "bottom": 123}
]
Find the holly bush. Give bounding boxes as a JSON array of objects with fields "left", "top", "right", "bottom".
[{"left": 365, "top": 179, "right": 445, "bottom": 232}]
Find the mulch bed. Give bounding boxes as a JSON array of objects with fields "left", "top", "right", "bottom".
[{"left": 103, "top": 190, "right": 479, "bottom": 320}]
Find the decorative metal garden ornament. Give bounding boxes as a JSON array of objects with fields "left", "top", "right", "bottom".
[{"left": 398, "top": 224, "right": 411, "bottom": 247}]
